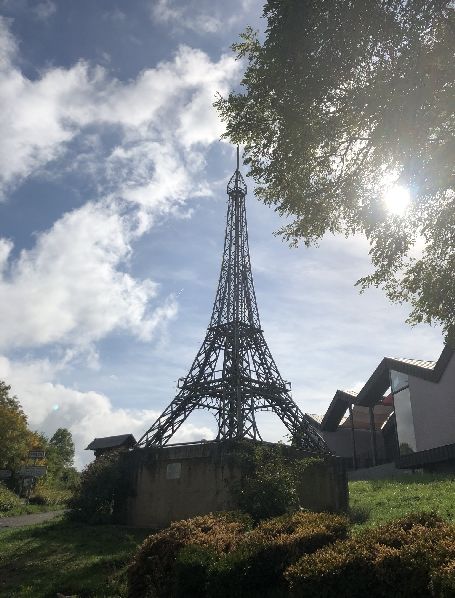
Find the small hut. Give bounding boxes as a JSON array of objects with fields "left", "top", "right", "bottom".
[{"left": 85, "top": 434, "right": 136, "bottom": 459}]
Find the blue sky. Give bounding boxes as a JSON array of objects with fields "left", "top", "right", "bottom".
[{"left": 0, "top": 0, "right": 443, "bottom": 467}]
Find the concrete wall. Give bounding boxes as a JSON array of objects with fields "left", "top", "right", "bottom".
[
  {"left": 125, "top": 441, "right": 348, "bottom": 528},
  {"left": 322, "top": 428, "right": 386, "bottom": 465},
  {"left": 126, "top": 443, "right": 239, "bottom": 529},
  {"left": 409, "top": 353, "right": 455, "bottom": 452},
  {"left": 297, "top": 458, "right": 348, "bottom": 513}
]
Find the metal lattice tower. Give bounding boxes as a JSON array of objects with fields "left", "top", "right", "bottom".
[{"left": 137, "top": 149, "right": 329, "bottom": 454}]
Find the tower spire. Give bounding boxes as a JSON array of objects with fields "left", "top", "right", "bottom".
[{"left": 137, "top": 151, "right": 329, "bottom": 453}]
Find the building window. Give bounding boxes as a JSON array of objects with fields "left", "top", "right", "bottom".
[
  {"left": 390, "top": 370, "right": 417, "bottom": 455},
  {"left": 390, "top": 370, "right": 409, "bottom": 394}
]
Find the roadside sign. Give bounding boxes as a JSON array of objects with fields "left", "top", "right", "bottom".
[
  {"left": 28, "top": 450, "right": 46, "bottom": 459},
  {"left": 17, "top": 466, "right": 47, "bottom": 478},
  {"left": 0, "top": 470, "right": 12, "bottom": 480}
]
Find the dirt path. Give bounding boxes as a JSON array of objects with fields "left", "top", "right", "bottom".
[{"left": 0, "top": 510, "right": 66, "bottom": 528}]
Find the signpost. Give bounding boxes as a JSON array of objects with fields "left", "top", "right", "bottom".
[
  {"left": 18, "top": 466, "right": 47, "bottom": 478},
  {"left": 28, "top": 450, "right": 46, "bottom": 460},
  {"left": 16, "top": 448, "right": 48, "bottom": 502}
]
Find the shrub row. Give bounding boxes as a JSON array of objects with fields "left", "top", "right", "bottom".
[
  {"left": 285, "top": 512, "right": 455, "bottom": 598},
  {"left": 204, "top": 510, "right": 348, "bottom": 598},
  {"left": 128, "top": 510, "right": 349, "bottom": 598},
  {"left": 29, "top": 485, "right": 72, "bottom": 506},
  {"left": 128, "top": 511, "right": 253, "bottom": 598},
  {"left": 0, "top": 482, "right": 22, "bottom": 514}
]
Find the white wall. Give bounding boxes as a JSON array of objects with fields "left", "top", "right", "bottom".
[{"left": 409, "top": 354, "right": 455, "bottom": 451}]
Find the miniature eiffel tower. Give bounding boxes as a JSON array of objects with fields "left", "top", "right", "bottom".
[{"left": 137, "top": 149, "right": 329, "bottom": 454}]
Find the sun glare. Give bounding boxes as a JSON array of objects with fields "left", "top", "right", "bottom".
[{"left": 382, "top": 184, "right": 411, "bottom": 217}]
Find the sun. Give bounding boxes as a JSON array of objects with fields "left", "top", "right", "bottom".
[{"left": 382, "top": 184, "right": 411, "bottom": 217}]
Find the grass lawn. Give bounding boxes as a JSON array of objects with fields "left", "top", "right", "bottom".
[
  {"left": 2, "top": 475, "right": 455, "bottom": 597},
  {"left": 349, "top": 474, "right": 455, "bottom": 529},
  {"left": 0, "top": 516, "right": 150, "bottom": 598}
]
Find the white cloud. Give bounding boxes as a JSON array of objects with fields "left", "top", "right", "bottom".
[
  {"left": 0, "top": 17, "right": 237, "bottom": 462},
  {"left": 151, "top": 0, "right": 221, "bottom": 33},
  {"left": 0, "top": 200, "right": 179, "bottom": 350},
  {"left": 32, "top": 0, "right": 56, "bottom": 20},
  {"left": 0, "top": 19, "right": 239, "bottom": 351},
  {"left": 0, "top": 16, "right": 239, "bottom": 197},
  {"left": 0, "top": 354, "right": 214, "bottom": 468},
  {"left": 0, "top": 237, "right": 12, "bottom": 273},
  {"left": 102, "top": 8, "right": 126, "bottom": 23},
  {"left": 0, "top": 355, "right": 213, "bottom": 467},
  {"left": 149, "top": 0, "right": 260, "bottom": 35},
  {"left": 0, "top": 14, "right": 16, "bottom": 70}
]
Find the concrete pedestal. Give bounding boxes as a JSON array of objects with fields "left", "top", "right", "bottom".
[{"left": 124, "top": 441, "right": 348, "bottom": 528}]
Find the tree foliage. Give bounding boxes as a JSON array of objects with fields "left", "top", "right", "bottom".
[
  {"left": 47, "top": 427, "right": 75, "bottom": 474},
  {"left": 216, "top": 0, "right": 455, "bottom": 338},
  {"left": 68, "top": 451, "right": 128, "bottom": 524},
  {"left": 232, "top": 442, "right": 321, "bottom": 521},
  {"left": 41, "top": 427, "right": 78, "bottom": 488},
  {"left": 0, "top": 381, "right": 30, "bottom": 471}
]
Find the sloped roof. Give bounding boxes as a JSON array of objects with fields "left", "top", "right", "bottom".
[
  {"left": 391, "top": 358, "right": 436, "bottom": 370},
  {"left": 320, "top": 390, "right": 358, "bottom": 432},
  {"left": 356, "top": 346, "right": 453, "bottom": 408},
  {"left": 307, "top": 413, "right": 324, "bottom": 425},
  {"left": 85, "top": 434, "right": 136, "bottom": 450},
  {"left": 320, "top": 345, "right": 454, "bottom": 432}
]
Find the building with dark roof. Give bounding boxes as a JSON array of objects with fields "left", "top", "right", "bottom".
[
  {"left": 309, "top": 345, "right": 455, "bottom": 472},
  {"left": 85, "top": 434, "right": 136, "bottom": 459}
]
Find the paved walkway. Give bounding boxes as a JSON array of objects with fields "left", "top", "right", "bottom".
[{"left": 0, "top": 510, "right": 66, "bottom": 529}]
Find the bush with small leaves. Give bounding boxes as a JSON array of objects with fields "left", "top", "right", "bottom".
[
  {"left": 430, "top": 560, "right": 455, "bottom": 597},
  {"left": 29, "top": 482, "right": 72, "bottom": 506},
  {"left": 68, "top": 451, "right": 129, "bottom": 524},
  {"left": 285, "top": 512, "right": 455, "bottom": 598},
  {"left": 232, "top": 442, "right": 324, "bottom": 521},
  {"left": 127, "top": 512, "right": 252, "bottom": 598},
  {"left": 174, "top": 545, "right": 217, "bottom": 598},
  {"left": 207, "top": 510, "right": 348, "bottom": 597},
  {"left": 0, "top": 482, "right": 22, "bottom": 514}
]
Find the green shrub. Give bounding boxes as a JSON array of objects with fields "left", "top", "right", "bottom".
[
  {"left": 0, "top": 482, "right": 22, "bottom": 514},
  {"left": 431, "top": 560, "right": 455, "bottom": 597},
  {"left": 29, "top": 483, "right": 71, "bottom": 506},
  {"left": 285, "top": 512, "right": 455, "bottom": 598},
  {"left": 232, "top": 442, "right": 323, "bottom": 521},
  {"left": 174, "top": 545, "right": 217, "bottom": 598},
  {"left": 127, "top": 512, "right": 252, "bottom": 598},
  {"left": 68, "top": 451, "right": 129, "bottom": 524},
  {"left": 207, "top": 510, "right": 348, "bottom": 597}
]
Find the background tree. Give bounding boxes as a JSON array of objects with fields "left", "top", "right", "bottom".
[
  {"left": 68, "top": 452, "right": 128, "bottom": 524},
  {"left": 46, "top": 427, "right": 76, "bottom": 485},
  {"left": 49, "top": 428, "right": 75, "bottom": 469},
  {"left": 0, "top": 381, "right": 30, "bottom": 471},
  {"left": 216, "top": 0, "right": 455, "bottom": 338}
]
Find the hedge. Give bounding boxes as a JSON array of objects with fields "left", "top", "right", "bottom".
[
  {"left": 0, "top": 482, "right": 22, "bottom": 514},
  {"left": 68, "top": 451, "right": 129, "bottom": 524},
  {"left": 29, "top": 485, "right": 72, "bottom": 506},
  {"left": 206, "top": 510, "right": 348, "bottom": 597},
  {"left": 285, "top": 512, "right": 455, "bottom": 598},
  {"left": 431, "top": 560, "right": 455, "bottom": 597},
  {"left": 128, "top": 510, "right": 348, "bottom": 598},
  {"left": 127, "top": 512, "right": 252, "bottom": 598}
]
